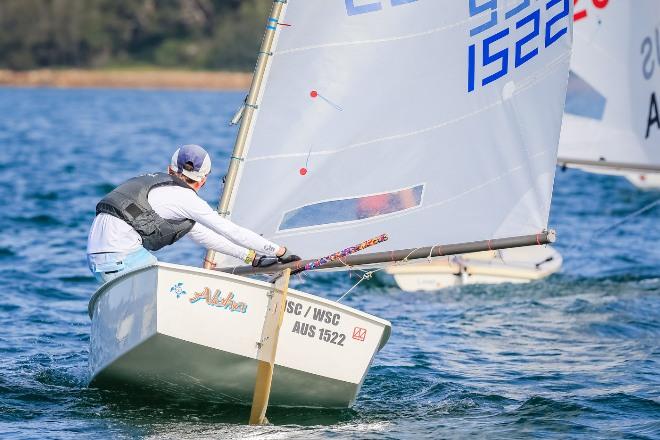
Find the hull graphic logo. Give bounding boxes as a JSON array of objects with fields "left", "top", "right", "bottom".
[
  {"left": 170, "top": 282, "right": 187, "bottom": 298},
  {"left": 352, "top": 327, "right": 367, "bottom": 342},
  {"left": 189, "top": 287, "right": 248, "bottom": 314}
]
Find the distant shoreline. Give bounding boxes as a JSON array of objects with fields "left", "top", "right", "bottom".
[{"left": 0, "top": 69, "right": 252, "bottom": 90}]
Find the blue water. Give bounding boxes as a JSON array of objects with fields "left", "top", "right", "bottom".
[{"left": 0, "top": 88, "right": 658, "bottom": 439}]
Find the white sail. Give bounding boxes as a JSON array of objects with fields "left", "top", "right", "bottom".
[
  {"left": 559, "top": 1, "right": 660, "bottom": 173},
  {"left": 222, "top": 0, "right": 573, "bottom": 261}
]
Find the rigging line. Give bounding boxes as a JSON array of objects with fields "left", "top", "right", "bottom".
[
  {"left": 591, "top": 197, "right": 660, "bottom": 237},
  {"left": 246, "top": 51, "right": 571, "bottom": 163},
  {"left": 334, "top": 243, "right": 458, "bottom": 302},
  {"left": 567, "top": 196, "right": 660, "bottom": 253},
  {"left": 336, "top": 268, "right": 385, "bottom": 303},
  {"left": 335, "top": 244, "right": 438, "bottom": 303},
  {"left": 275, "top": 17, "right": 472, "bottom": 56}
]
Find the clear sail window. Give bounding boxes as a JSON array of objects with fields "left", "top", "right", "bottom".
[{"left": 279, "top": 185, "right": 424, "bottom": 231}]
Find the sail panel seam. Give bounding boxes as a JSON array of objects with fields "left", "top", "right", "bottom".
[
  {"left": 246, "top": 51, "right": 571, "bottom": 163},
  {"left": 274, "top": 17, "right": 473, "bottom": 56}
]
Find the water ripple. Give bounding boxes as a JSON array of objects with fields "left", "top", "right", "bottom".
[{"left": 0, "top": 88, "right": 657, "bottom": 439}]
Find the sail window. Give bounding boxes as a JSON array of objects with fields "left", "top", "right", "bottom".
[
  {"left": 565, "top": 71, "right": 606, "bottom": 120},
  {"left": 279, "top": 185, "right": 424, "bottom": 231}
]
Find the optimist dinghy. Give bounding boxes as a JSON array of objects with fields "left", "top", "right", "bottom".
[
  {"left": 385, "top": 246, "right": 562, "bottom": 292},
  {"left": 88, "top": 263, "right": 390, "bottom": 408},
  {"left": 88, "top": 0, "right": 573, "bottom": 418},
  {"left": 558, "top": 0, "right": 660, "bottom": 189}
]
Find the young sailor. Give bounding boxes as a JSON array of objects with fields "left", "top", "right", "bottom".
[{"left": 87, "top": 144, "right": 299, "bottom": 283}]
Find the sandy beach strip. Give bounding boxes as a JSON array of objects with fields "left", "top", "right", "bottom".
[{"left": 0, "top": 69, "right": 252, "bottom": 90}]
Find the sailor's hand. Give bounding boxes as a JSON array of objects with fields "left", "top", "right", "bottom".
[
  {"left": 252, "top": 255, "right": 279, "bottom": 268},
  {"left": 277, "top": 247, "right": 301, "bottom": 264}
]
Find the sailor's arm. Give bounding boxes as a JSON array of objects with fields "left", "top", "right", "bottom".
[
  {"left": 186, "top": 223, "right": 254, "bottom": 263},
  {"left": 184, "top": 193, "right": 281, "bottom": 256}
]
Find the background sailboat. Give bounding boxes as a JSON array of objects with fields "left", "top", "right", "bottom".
[
  {"left": 386, "top": 245, "right": 562, "bottom": 292},
  {"left": 389, "top": 1, "right": 660, "bottom": 291},
  {"left": 558, "top": 0, "right": 660, "bottom": 189}
]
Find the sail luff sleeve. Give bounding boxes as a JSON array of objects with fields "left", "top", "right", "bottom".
[
  {"left": 203, "top": 0, "right": 287, "bottom": 269},
  {"left": 215, "top": 230, "right": 556, "bottom": 276}
]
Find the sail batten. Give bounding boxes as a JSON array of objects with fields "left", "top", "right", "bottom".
[{"left": 215, "top": 1, "right": 573, "bottom": 266}]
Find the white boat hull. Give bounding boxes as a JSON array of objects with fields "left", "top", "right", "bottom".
[
  {"left": 623, "top": 172, "right": 660, "bottom": 190},
  {"left": 568, "top": 164, "right": 660, "bottom": 190},
  {"left": 88, "top": 263, "right": 391, "bottom": 408},
  {"left": 386, "top": 246, "right": 562, "bottom": 292}
]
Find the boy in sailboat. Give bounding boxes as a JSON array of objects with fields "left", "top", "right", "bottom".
[{"left": 87, "top": 144, "right": 299, "bottom": 283}]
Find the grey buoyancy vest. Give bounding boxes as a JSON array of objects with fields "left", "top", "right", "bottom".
[{"left": 96, "top": 173, "right": 196, "bottom": 251}]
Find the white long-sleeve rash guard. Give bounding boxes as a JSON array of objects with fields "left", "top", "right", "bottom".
[{"left": 87, "top": 185, "right": 280, "bottom": 262}]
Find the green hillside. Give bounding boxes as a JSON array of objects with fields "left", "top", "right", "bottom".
[{"left": 0, "top": 0, "right": 271, "bottom": 71}]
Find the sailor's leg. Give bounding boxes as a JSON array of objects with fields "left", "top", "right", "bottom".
[
  {"left": 122, "top": 247, "right": 158, "bottom": 272},
  {"left": 88, "top": 252, "right": 123, "bottom": 283},
  {"left": 87, "top": 248, "right": 157, "bottom": 284}
]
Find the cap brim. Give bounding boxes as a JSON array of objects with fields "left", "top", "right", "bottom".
[{"left": 181, "top": 170, "right": 206, "bottom": 182}]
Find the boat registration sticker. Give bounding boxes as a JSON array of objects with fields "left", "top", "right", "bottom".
[{"left": 352, "top": 327, "right": 367, "bottom": 342}]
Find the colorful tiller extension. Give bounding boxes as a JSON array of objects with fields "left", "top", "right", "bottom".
[{"left": 292, "top": 234, "right": 389, "bottom": 275}]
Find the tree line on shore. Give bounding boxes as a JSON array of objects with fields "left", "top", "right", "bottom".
[{"left": 0, "top": 0, "right": 270, "bottom": 71}]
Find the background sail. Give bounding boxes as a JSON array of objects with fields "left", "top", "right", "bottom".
[
  {"left": 222, "top": 0, "right": 573, "bottom": 261},
  {"left": 559, "top": 0, "right": 660, "bottom": 170}
]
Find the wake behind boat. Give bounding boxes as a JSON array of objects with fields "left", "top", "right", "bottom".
[{"left": 88, "top": 262, "right": 390, "bottom": 408}]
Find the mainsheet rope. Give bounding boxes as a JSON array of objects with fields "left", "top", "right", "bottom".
[
  {"left": 334, "top": 245, "right": 446, "bottom": 303},
  {"left": 593, "top": 197, "right": 660, "bottom": 237},
  {"left": 567, "top": 196, "right": 660, "bottom": 254}
]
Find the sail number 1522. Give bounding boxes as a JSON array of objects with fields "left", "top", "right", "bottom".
[{"left": 467, "top": 0, "right": 571, "bottom": 93}]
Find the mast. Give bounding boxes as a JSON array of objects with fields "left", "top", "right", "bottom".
[
  {"left": 216, "top": 231, "right": 556, "bottom": 276},
  {"left": 203, "top": 0, "right": 287, "bottom": 269}
]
